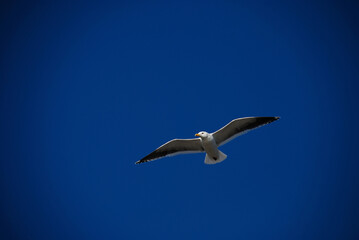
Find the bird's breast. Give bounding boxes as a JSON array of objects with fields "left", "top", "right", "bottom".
[{"left": 201, "top": 136, "right": 219, "bottom": 158}]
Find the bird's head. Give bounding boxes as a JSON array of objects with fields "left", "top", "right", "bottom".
[{"left": 195, "top": 131, "right": 209, "bottom": 138}]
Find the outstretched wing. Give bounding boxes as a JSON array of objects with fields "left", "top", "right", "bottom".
[
  {"left": 136, "top": 138, "right": 204, "bottom": 164},
  {"left": 212, "top": 117, "right": 279, "bottom": 146}
]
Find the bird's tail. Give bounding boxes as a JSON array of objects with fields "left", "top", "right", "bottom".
[{"left": 204, "top": 150, "right": 227, "bottom": 165}]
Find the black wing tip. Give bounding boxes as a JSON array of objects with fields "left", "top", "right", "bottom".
[
  {"left": 254, "top": 116, "right": 280, "bottom": 122},
  {"left": 262, "top": 116, "right": 279, "bottom": 119},
  {"left": 253, "top": 116, "right": 280, "bottom": 126},
  {"left": 135, "top": 159, "right": 146, "bottom": 164},
  {"left": 243, "top": 116, "right": 280, "bottom": 121},
  {"left": 267, "top": 116, "right": 280, "bottom": 124}
]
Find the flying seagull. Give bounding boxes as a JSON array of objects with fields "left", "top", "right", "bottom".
[{"left": 136, "top": 116, "right": 279, "bottom": 165}]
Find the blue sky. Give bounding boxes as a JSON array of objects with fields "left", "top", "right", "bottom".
[{"left": 1, "top": 0, "right": 359, "bottom": 239}]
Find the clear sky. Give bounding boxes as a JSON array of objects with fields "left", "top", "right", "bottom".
[{"left": 1, "top": 0, "right": 359, "bottom": 239}]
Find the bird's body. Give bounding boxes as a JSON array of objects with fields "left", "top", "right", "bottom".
[
  {"left": 194, "top": 131, "right": 228, "bottom": 164},
  {"left": 136, "top": 116, "right": 279, "bottom": 165},
  {"left": 200, "top": 134, "right": 219, "bottom": 160}
]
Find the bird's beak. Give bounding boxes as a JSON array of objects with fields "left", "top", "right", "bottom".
[{"left": 195, "top": 133, "right": 200, "bottom": 137}]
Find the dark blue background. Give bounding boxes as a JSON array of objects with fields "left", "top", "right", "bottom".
[{"left": 1, "top": 0, "right": 359, "bottom": 239}]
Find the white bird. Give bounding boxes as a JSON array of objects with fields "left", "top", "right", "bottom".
[{"left": 136, "top": 116, "right": 279, "bottom": 165}]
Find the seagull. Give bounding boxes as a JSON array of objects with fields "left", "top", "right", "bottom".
[{"left": 136, "top": 116, "right": 279, "bottom": 165}]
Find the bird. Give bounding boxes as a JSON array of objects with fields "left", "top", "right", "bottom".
[{"left": 135, "top": 116, "right": 279, "bottom": 165}]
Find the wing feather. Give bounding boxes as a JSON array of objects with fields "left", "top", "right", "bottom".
[
  {"left": 136, "top": 138, "right": 204, "bottom": 164},
  {"left": 212, "top": 117, "right": 279, "bottom": 146}
]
